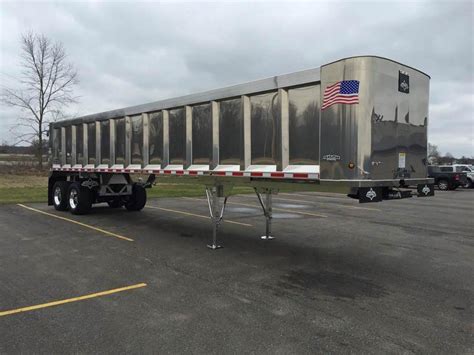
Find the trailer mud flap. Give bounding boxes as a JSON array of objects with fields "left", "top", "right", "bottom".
[
  {"left": 358, "top": 187, "right": 383, "bottom": 203},
  {"left": 417, "top": 183, "right": 434, "bottom": 197}
]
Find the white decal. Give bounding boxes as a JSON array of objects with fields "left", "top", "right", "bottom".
[
  {"left": 422, "top": 185, "right": 430, "bottom": 195},
  {"left": 323, "top": 154, "right": 341, "bottom": 162},
  {"left": 366, "top": 188, "right": 377, "bottom": 201},
  {"left": 81, "top": 179, "right": 99, "bottom": 189},
  {"left": 398, "top": 152, "right": 406, "bottom": 169},
  {"left": 400, "top": 80, "right": 409, "bottom": 91}
]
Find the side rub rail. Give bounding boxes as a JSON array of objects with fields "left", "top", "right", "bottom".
[{"left": 51, "top": 166, "right": 320, "bottom": 180}]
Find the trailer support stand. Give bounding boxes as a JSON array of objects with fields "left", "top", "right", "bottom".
[
  {"left": 255, "top": 187, "right": 278, "bottom": 240},
  {"left": 205, "top": 186, "right": 228, "bottom": 250}
]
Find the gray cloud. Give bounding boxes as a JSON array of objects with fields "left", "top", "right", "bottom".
[{"left": 1, "top": 0, "right": 473, "bottom": 156}]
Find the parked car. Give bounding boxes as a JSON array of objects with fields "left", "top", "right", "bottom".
[{"left": 428, "top": 165, "right": 468, "bottom": 191}]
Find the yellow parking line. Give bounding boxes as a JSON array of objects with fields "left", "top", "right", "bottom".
[
  {"left": 182, "top": 197, "right": 327, "bottom": 218},
  {"left": 0, "top": 283, "right": 147, "bottom": 317},
  {"left": 270, "top": 196, "right": 380, "bottom": 212},
  {"left": 146, "top": 206, "right": 252, "bottom": 227},
  {"left": 17, "top": 204, "right": 134, "bottom": 242}
]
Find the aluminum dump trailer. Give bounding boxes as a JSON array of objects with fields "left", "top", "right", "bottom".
[{"left": 48, "top": 55, "right": 434, "bottom": 248}]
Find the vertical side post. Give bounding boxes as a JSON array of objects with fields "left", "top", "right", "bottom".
[
  {"left": 279, "top": 88, "right": 289, "bottom": 171},
  {"left": 110, "top": 119, "right": 116, "bottom": 165},
  {"left": 71, "top": 125, "right": 77, "bottom": 166},
  {"left": 242, "top": 95, "right": 251, "bottom": 170},
  {"left": 95, "top": 121, "right": 101, "bottom": 166},
  {"left": 83, "top": 123, "right": 88, "bottom": 165},
  {"left": 142, "top": 113, "right": 150, "bottom": 167},
  {"left": 185, "top": 105, "right": 192, "bottom": 169},
  {"left": 60, "top": 127, "right": 66, "bottom": 166},
  {"left": 125, "top": 116, "right": 131, "bottom": 167},
  {"left": 162, "top": 110, "right": 169, "bottom": 168},
  {"left": 211, "top": 101, "right": 219, "bottom": 170}
]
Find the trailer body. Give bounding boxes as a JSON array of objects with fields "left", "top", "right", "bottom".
[{"left": 48, "top": 56, "right": 434, "bottom": 247}]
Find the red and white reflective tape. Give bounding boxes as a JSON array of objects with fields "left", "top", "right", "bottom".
[{"left": 52, "top": 167, "right": 319, "bottom": 180}]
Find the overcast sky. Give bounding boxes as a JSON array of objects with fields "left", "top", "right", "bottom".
[{"left": 1, "top": 0, "right": 473, "bottom": 156}]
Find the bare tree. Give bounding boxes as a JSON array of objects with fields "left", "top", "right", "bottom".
[
  {"left": 428, "top": 142, "right": 440, "bottom": 160},
  {"left": 1, "top": 32, "right": 78, "bottom": 168}
]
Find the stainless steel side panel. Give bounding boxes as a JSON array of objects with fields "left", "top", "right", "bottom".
[
  {"left": 185, "top": 106, "right": 192, "bottom": 169},
  {"left": 115, "top": 118, "right": 126, "bottom": 165},
  {"left": 142, "top": 113, "right": 150, "bottom": 166},
  {"left": 82, "top": 123, "right": 87, "bottom": 165},
  {"left": 131, "top": 115, "right": 143, "bottom": 166},
  {"left": 52, "top": 128, "right": 61, "bottom": 164},
  {"left": 76, "top": 124, "right": 84, "bottom": 165},
  {"left": 279, "top": 88, "right": 289, "bottom": 170},
  {"left": 250, "top": 91, "right": 280, "bottom": 165},
  {"left": 125, "top": 116, "right": 131, "bottom": 166},
  {"left": 109, "top": 119, "right": 115, "bottom": 165},
  {"left": 149, "top": 111, "right": 163, "bottom": 166},
  {"left": 320, "top": 57, "right": 429, "bottom": 180},
  {"left": 369, "top": 60, "right": 429, "bottom": 179},
  {"left": 71, "top": 125, "right": 76, "bottom": 165},
  {"left": 219, "top": 98, "right": 243, "bottom": 166},
  {"left": 100, "top": 120, "right": 110, "bottom": 166},
  {"left": 211, "top": 101, "right": 219, "bottom": 169},
  {"left": 288, "top": 85, "right": 320, "bottom": 165},
  {"left": 65, "top": 126, "right": 72, "bottom": 165},
  {"left": 61, "top": 127, "right": 66, "bottom": 166},
  {"left": 320, "top": 58, "right": 371, "bottom": 180},
  {"left": 162, "top": 110, "right": 169, "bottom": 166},
  {"left": 243, "top": 95, "right": 251, "bottom": 169},
  {"left": 87, "top": 122, "right": 96, "bottom": 165},
  {"left": 169, "top": 108, "right": 185, "bottom": 165},
  {"left": 192, "top": 103, "right": 212, "bottom": 165}
]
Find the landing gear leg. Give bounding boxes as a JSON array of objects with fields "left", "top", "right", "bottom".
[
  {"left": 205, "top": 185, "right": 229, "bottom": 250},
  {"left": 255, "top": 187, "right": 278, "bottom": 240}
]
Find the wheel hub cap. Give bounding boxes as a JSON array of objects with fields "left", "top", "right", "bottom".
[
  {"left": 54, "top": 187, "right": 62, "bottom": 205},
  {"left": 69, "top": 189, "right": 78, "bottom": 209}
]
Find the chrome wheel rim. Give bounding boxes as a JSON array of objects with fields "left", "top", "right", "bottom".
[
  {"left": 69, "top": 189, "right": 78, "bottom": 209},
  {"left": 439, "top": 182, "right": 447, "bottom": 190},
  {"left": 54, "top": 186, "right": 62, "bottom": 206}
]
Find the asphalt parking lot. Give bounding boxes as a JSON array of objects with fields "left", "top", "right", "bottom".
[{"left": 0, "top": 189, "right": 473, "bottom": 353}]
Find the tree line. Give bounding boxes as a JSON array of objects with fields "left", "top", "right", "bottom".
[{"left": 428, "top": 143, "right": 473, "bottom": 165}]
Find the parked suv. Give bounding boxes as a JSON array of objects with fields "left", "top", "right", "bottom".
[
  {"left": 438, "top": 165, "right": 473, "bottom": 188},
  {"left": 428, "top": 165, "right": 468, "bottom": 191},
  {"left": 452, "top": 165, "right": 474, "bottom": 188}
]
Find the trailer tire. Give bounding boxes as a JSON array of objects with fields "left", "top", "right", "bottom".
[
  {"left": 125, "top": 184, "right": 147, "bottom": 211},
  {"left": 437, "top": 179, "right": 449, "bottom": 191},
  {"left": 107, "top": 199, "right": 123, "bottom": 208},
  {"left": 52, "top": 181, "right": 70, "bottom": 211},
  {"left": 68, "top": 182, "right": 92, "bottom": 215}
]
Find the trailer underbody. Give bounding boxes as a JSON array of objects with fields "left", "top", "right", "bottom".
[{"left": 48, "top": 170, "right": 434, "bottom": 248}]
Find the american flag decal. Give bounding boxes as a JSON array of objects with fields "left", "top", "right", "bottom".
[{"left": 322, "top": 80, "right": 360, "bottom": 110}]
